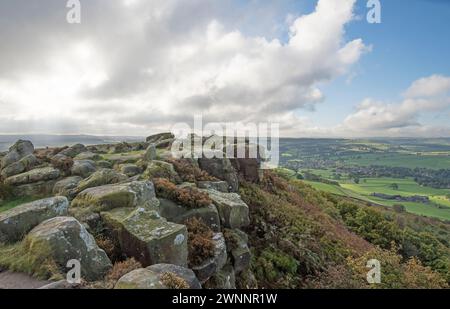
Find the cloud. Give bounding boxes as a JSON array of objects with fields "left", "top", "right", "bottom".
[
  {"left": 0, "top": 0, "right": 366, "bottom": 135},
  {"left": 403, "top": 74, "right": 450, "bottom": 98},
  {"left": 341, "top": 75, "right": 450, "bottom": 137}
]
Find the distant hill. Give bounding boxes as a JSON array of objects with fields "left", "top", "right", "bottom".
[{"left": 0, "top": 134, "right": 144, "bottom": 152}]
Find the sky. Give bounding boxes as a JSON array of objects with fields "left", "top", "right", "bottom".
[{"left": 0, "top": 0, "right": 449, "bottom": 138}]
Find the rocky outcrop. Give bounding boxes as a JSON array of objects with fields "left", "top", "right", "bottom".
[
  {"left": 1, "top": 154, "right": 38, "bottom": 179},
  {"left": 198, "top": 157, "right": 239, "bottom": 192},
  {"left": 202, "top": 189, "right": 250, "bottom": 229},
  {"left": 27, "top": 216, "right": 112, "bottom": 281},
  {"left": 0, "top": 140, "right": 34, "bottom": 171},
  {"left": 0, "top": 197, "right": 69, "bottom": 243},
  {"left": 146, "top": 132, "right": 175, "bottom": 144},
  {"left": 102, "top": 207, "right": 188, "bottom": 267}
]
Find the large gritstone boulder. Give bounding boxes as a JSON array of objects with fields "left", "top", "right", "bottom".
[
  {"left": 146, "top": 132, "right": 175, "bottom": 144},
  {"left": 198, "top": 157, "right": 239, "bottom": 192},
  {"left": 52, "top": 176, "right": 83, "bottom": 199},
  {"left": 4, "top": 167, "right": 60, "bottom": 186},
  {"left": 159, "top": 199, "right": 221, "bottom": 232},
  {"left": 0, "top": 197, "right": 69, "bottom": 244},
  {"left": 4, "top": 167, "right": 61, "bottom": 197},
  {"left": 58, "top": 144, "right": 88, "bottom": 158},
  {"left": 1, "top": 154, "right": 38, "bottom": 179},
  {"left": 70, "top": 160, "right": 97, "bottom": 178},
  {"left": 0, "top": 140, "right": 34, "bottom": 170},
  {"left": 75, "top": 169, "right": 128, "bottom": 192},
  {"left": 71, "top": 181, "right": 158, "bottom": 213},
  {"left": 26, "top": 216, "right": 112, "bottom": 281},
  {"left": 142, "top": 160, "right": 181, "bottom": 183},
  {"left": 101, "top": 207, "right": 188, "bottom": 267},
  {"left": 202, "top": 189, "right": 250, "bottom": 229},
  {"left": 114, "top": 268, "right": 165, "bottom": 289}
]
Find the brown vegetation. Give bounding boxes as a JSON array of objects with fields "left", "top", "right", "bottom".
[
  {"left": 154, "top": 178, "right": 212, "bottom": 208},
  {"left": 185, "top": 218, "right": 215, "bottom": 267}
]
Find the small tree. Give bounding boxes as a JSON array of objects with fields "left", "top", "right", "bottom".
[{"left": 390, "top": 183, "right": 399, "bottom": 190}]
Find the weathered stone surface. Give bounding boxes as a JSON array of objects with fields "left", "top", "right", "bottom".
[
  {"left": 119, "top": 164, "right": 142, "bottom": 177},
  {"left": 50, "top": 154, "right": 74, "bottom": 172},
  {"left": 27, "top": 216, "right": 112, "bottom": 281},
  {"left": 143, "top": 144, "right": 157, "bottom": 161},
  {"left": 192, "top": 233, "right": 227, "bottom": 282},
  {"left": 204, "top": 265, "right": 236, "bottom": 289},
  {"left": 59, "top": 144, "right": 87, "bottom": 158},
  {"left": 159, "top": 199, "right": 221, "bottom": 232},
  {"left": 147, "top": 264, "right": 201, "bottom": 289},
  {"left": 227, "top": 229, "right": 251, "bottom": 273},
  {"left": 0, "top": 197, "right": 69, "bottom": 243},
  {"left": 70, "top": 160, "right": 97, "bottom": 178},
  {"left": 1, "top": 154, "right": 38, "bottom": 178},
  {"left": 1, "top": 140, "right": 34, "bottom": 169},
  {"left": 96, "top": 160, "right": 113, "bottom": 169},
  {"left": 198, "top": 157, "right": 239, "bottom": 192},
  {"left": 103, "top": 154, "right": 142, "bottom": 165},
  {"left": 146, "top": 132, "right": 174, "bottom": 144},
  {"left": 197, "top": 181, "right": 229, "bottom": 193},
  {"left": 74, "top": 152, "right": 100, "bottom": 161},
  {"left": 154, "top": 138, "right": 174, "bottom": 149},
  {"left": 114, "top": 268, "right": 165, "bottom": 289},
  {"left": 76, "top": 169, "right": 128, "bottom": 192},
  {"left": 142, "top": 160, "right": 180, "bottom": 183},
  {"left": 202, "top": 189, "right": 250, "bottom": 229},
  {"left": 71, "top": 181, "right": 158, "bottom": 213},
  {"left": 4, "top": 167, "right": 60, "bottom": 186},
  {"left": 102, "top": 207, "right": 188, "bottom": 267},
  {"left": 53, "top": 176, "right": 83, "bottom": 198},
  {"left": 12, "top": 181, "right": 56, "bottom": 197}
]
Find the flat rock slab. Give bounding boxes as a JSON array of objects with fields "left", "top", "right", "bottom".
[
  {"left": 102, "top": 207, "right": 188, "bottom": 267},
  {"left": 4, "top": 167, "right": 60, "bottom": 186},
  {"left": 0, "top": 196, "right": 69, "bottom": 243},
  {"left": 71, "top": 181, "right": 158, "bottom": 213}
]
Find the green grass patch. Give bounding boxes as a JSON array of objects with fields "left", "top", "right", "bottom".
[
  {"left": 0, "top": 196, "right": 41, "bottom": 213},
  {"left": 0, "top": 239, "right": 63, "bottom": 280}
]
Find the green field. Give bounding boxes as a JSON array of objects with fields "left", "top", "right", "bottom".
[
  {"left": 304, "top": 177, "right": 450, "bottom": 221},
  {"left": 340, "top": 153, "right": 450, "bottom": 169}
]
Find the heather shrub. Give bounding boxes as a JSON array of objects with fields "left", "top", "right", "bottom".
[
  {"left": 185, "top": 218, "right": 215, "bottom": 267},
  {"left": 160, "top": 272, "right": 190, "bottom": 289},
  {"left": 167, "top": 158, "right": 217, "bottom": 183},
  {"left": 154, "top": 178, "right": 212, "bottom": 208}
]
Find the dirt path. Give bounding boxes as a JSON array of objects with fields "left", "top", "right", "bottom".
[{"left": 0, "top": 270, "right": 51, "bottom": 289}]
